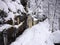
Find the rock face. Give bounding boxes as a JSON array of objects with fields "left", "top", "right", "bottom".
[{"left": 27, "top": 15, "right": 33, "bottom": 28}]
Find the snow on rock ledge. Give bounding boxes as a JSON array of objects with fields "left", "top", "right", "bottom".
[
  {"left": 0, "top": 0, "right": 9, "bottom": 13},
  {"left": 0, "top": 24, "right": 12, "bottom": 32}
]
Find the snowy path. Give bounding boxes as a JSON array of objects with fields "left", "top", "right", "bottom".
[{"left": 10, "top": 19, "right": 60, "bottom": 45}]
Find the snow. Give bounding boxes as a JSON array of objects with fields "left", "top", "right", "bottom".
[
  {"left": 50, "top": 30, "right": 60, "bottom": 43},
  {"left": 14, "top": 21, "right": 24, "bottom": 28},
  {"left": 27, "top": 8, "right": 33, "bottom": 14},
  {"left": 0, "top": 21, "right": 24, "bottom": 32},
  {"left": 4, "top": 11, "right": 22, "bottom": 22},
  {"left": 14, "top": 13, "right": 20, "bottom": 16},
  {"left": 4, "top": 12, "right": 15, "bottom": 21},
  {"left": 10, "top": 19, "right": 54, "bottom": 45},
  {"left": 0, "top": 0, "right": 60, "bottom": 45},
  {"left": 18, "top": 5, "right": 26, "bottom": 12},
  {"left": 7, "top": 2, "right": 17, "bottom": 12},
  {"left": 0, "top": 0, "right": 26, "bottom": 32},
  {"left": 0, "top": 0, "right": 26, "bottom": 21},
  {"left": 11, "top": 2, "right": 20, "bottom": 10},
  {"left": 11, "top": 2, "right": 25, "bottom": 12},
  {"left": 0, "top": 24, "right": 12, "bottom": 32},
  {"left": 3, "top": 0, "right": 12, "bottom": 3},
  {"left": 0, "top": 0, "right": 9, "bottom": 13},
  {"left": 33, "top": 18, "right": 38, "bottom": 21},
  {"left": 15, "top": 0, "right": 21, "bottom": 4}
]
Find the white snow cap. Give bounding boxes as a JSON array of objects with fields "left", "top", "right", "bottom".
[
  {"left": 11, "top": 1, "right": 25, "bottom": 12},
  {"left": 0, "top": 0, "right": 9, "bottom": 13},
  {"left": 7, "top": 2, "right": 17, "bottom": 12},
  {"left": 0, "top": 24, "right": 12, "bottom": 32},
  {"left": 4, "top": 12, "right": 15, "bottom": 21}
]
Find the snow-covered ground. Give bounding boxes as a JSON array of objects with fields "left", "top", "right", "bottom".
[
  {"left": 10, "top": 18, "right": 60, "bottom": 45},
  {"left": 10, "top": 19, "right": 55, "bottom": 45},
  {"left": 50, "top": 30, "right": 60, "bottom": 43},
  {"left": 0, "top": 0, "right": 60, "bottom": 45}
]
